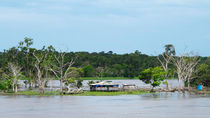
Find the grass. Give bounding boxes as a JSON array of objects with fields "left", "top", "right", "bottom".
[
  {"left": 70, "top": 91, "right": 149, "bottom": 96},
  {"left": 17, "top": 91, "right": 60, "bottom": 96},
  {"left": 193, "top": 90, "right": 210, "bottom": 94},
  {"left": 81, "top": 77, "right": 138, "bottom": 80},
  {"left": 0, "top": 90, "right": 149, "bottom": 96},
  {"left": 0, "top": 91, "right": 60, "bottom": 96},
  {"left": 205, "top": 91, "right": 210, "bottom": 94}
]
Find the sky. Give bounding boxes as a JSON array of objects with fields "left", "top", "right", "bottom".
[{"left": 0, "top": 0, "right": 210, "bottom": 56}]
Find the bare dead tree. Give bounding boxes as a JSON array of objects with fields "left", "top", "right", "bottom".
[
  {"left": 8, "top": 63, "right": 22, "bottom": 93},
  {"left": 157, "top": 44, "right": 176, "bottom": 90},
  {"left": 157, "top": 54, "right": 171, "bottom": 90},
  {"left": 33, "top": 51, "right": 48, "bottom": 94},
  {"left": 172, "top": 52, "right": 199, "bottom": 91},
  {"left": 183, "top": 54, "right": 200, "bottom": 90},
  {"left": 49, "top": 51, "right": 77, "bottom": 94}
]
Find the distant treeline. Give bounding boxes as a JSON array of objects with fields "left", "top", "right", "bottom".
[
  {"left": 0, "top": 39, "right": 209, "bottom": 78},
  {"left": 1, "top": 38, "right": 210, "bottom": 94},
  {"left": 0, "top": 49, "right": 159, "bottom": 78}
]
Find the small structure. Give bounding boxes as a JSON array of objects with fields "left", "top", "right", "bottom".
[
  {"left": 63, "top": 88, "right": 83, "bottom": 94},
  {"left": 197, "top": 85, "right": 202, "bottom": 91},
  {"left": 122, "top": 84, "right": 137, "bottom": 90},
  {"left": 90, "top": 81, "right": 119, "bottom": 92}
]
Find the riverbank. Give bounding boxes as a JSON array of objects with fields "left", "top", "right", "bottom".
[
  {"left": 80, "top": 77, "right": 138, "bottom": 80},
  {"left": 0, "top": 90, "right": 149, "bottom": 96},
  {"left": 192, "top": 89, "right": 210, "bottom": 94},
  {"left": 1, "top": 89, "right": 210, "bottom": 97},
  {"left": 0, "top": 91, "right": 59, "bottom": 96},
  {"left": 80, "top": 77, "right": 176, "bottom": 80}
]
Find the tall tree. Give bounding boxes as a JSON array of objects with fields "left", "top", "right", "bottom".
[
  {"left": 49, "top": 51, "right": 77, "bottom": 94},
  {"left": 18, "top": 38, "right": 34, "bottom": 88},
  {"left": 33, "top": 48, "right": 49, "bottom": 94},
  {"left": 172, "top": 52, "right": 199, "bottom": 91},
  {"left": 8, "top": 63, "right": 22, "bottom": 93},
  {"left": 157, "top": 44, "right": 176, "bottom": 90},
  {"left": 164, "top": 44, "right": 176, "bottom": 56}
]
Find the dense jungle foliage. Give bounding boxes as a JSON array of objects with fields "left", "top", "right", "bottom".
[
  {"left": 0, "top": 38, "right": 161, "bottom": 78},
  {"left": 0, "top": 38, "right": 210, "bottom": 91}
]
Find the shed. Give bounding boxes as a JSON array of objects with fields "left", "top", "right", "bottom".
[
  {"left": 90, "top": 81, "right": 119, "bottom": 92},
  {"left": 122, "top": 84, "right": 137, "bottom": 90}
]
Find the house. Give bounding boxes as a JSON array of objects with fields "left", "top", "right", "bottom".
[{"left": 90, "top": 81, "right": 119, "bottom": 92}]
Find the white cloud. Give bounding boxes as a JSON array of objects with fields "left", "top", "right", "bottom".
[
  {"left": 0, "top": 0, "right": 210, "bottom": 29},
  {"left": 25, "top": 2, "right": 39, "bottom": 7},
  {"left": 156, "top": 0, "right": 210, "bottom": 5},
  {"left": 0, "top": 7, "right": 63, "bottom": 26}
]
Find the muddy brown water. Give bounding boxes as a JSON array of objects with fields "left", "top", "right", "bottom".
[{"left": 0, "top": 92, "right": 210, "bottom": 118}]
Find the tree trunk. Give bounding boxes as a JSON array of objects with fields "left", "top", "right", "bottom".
[
  {"left": 178, "top": 78, "right": 181, "bottom": 92},
  {"left": 39, "top": 86, "right": 45, "bottom": 94},
  {"left": 164, "top": 74, "right": 169, "bottom": 90},
  {"left": 15, "top": 84, "right": 18, "bottom": 93},
  {"left": 40, "top": 89, "right": 44, "bottom": 94},
  {"left": 12, "top": 84, "right": 15, "bottom": 92},
  {"left": 188, "top": 78, "right": 190, "bottom": 91},
  {"left": 67, "top": 85, "right": 71, "bottom": 93},
  {"left": 166, "top": 79, "right": 169, "bottom": 90},
  {"left": 29, "top": 81, "right": 32, "bottom": 89},
  {"left": 60, "top": 77, "right": 63, "bottom": 94}
]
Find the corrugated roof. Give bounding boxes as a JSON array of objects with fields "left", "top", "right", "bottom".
[{"left": 90, "top": 81, "right": 118, "bottom": 85}]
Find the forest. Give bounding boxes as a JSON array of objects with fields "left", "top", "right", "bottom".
[
  {"left": 0, "top": 38, "right": 210, "bottom": 94},
  {"left": 0, "top": 38, "right": 160, "bottom": 78}
]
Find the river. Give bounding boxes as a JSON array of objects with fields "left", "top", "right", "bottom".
[{"left": 0, "top": 92, "right": 210, "bottom": 118}]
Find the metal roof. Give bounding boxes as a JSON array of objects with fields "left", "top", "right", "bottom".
[{"left": 90, "top": 81, "right": 118, "bottom": 86}]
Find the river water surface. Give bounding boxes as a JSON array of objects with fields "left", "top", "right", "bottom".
[{"left": 0, "top": 92, "right": 210, "bottom": 118}]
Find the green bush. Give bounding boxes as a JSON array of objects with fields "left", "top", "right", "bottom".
[{"left": 0, "top": 78, "right": 12, "bottom": 91}]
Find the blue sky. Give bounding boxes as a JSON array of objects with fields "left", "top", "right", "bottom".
[{"left": 0, "top": 0, "right": 210, "bottom": 56}]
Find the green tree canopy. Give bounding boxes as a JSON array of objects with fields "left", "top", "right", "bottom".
[{"left": 139, "top": 67, "right": 166, "bottom": 88}]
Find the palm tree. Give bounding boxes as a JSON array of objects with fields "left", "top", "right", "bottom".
[
  {"left": 164, "top": 44, "right": 176, "bottom": 56},
  {"left": 158, "top": 44, "right": 176, "bottom": 90}
]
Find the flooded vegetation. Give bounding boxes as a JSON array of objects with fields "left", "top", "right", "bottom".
[
  {"left": 18, "top": 79, "right": 184, "bottom": 90},
  {"left": 1, "top": 1, "right": 210, "bottom": 117}
]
